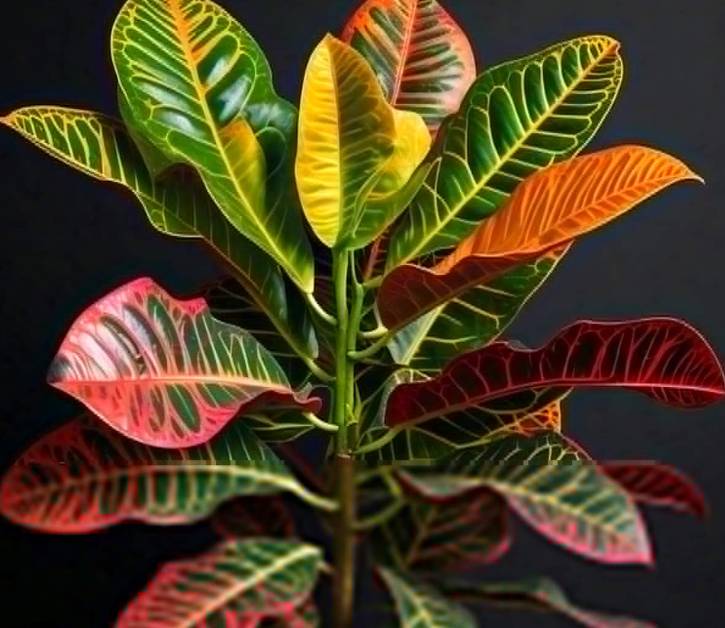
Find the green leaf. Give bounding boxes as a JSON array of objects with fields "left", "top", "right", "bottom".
[
  {"left": 0, "top": 107, "right": 319, "bottom": 366},
  {"left": 388, "top": 248, "right": 567, "bottom": 371},
  {"left": 379, "top": 568, "right": 476, "bottom": 628},
  {"left": 341, "top": 0, "right": 477, "bottom": 133},
  {"left": 406, "top": 431, "right": 653, "bottom": 564},
  {"left": 111, "top": 0, "right": 314, "bottom": 291},
  {"left": 117, "top": 539, "right": 323, "bottom": 627},
  {"left": 371, "top": 488, "right": 509, "bottom": 573},
  {"left": 245, "top": 412, "right": 314, "bottom": 443},
  {"left": 387, "top": 35, "right": 623, "bottom": 268},
  {"left": 439, "top": 577, "right": 655, "bottom": 628},
  {"left": 0, "top": 416, "right": 328, "bottom": 533},
  {"left": 48, "top": 277, "right": 321, "bottom": 448}
]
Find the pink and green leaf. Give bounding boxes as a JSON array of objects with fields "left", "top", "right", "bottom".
[{"left": 48, "top": 278, "right": 321, "bottom": 448}]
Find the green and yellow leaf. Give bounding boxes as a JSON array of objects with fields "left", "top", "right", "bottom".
[{"left": 111, "top": 0, "right": 314, "bottom": 291}]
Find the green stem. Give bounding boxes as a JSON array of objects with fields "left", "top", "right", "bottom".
[
  {"left": 302, "top": 412, "right": 338, "bottom": 433},
  {"left": 349, "top": 330, "right": 396, "bottom": 361}
]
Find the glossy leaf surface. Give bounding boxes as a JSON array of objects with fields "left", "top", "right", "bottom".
[
  {"left": 341, "top": 0, "right": 476, "bottom": 133},
  {"left": 371, "top": 488, "right": 509, "bottom": 572},
  {"left": 1, "top": 107, "right": 319, "bottom": 366},
  {"left": 112, "top": 0, "right": 314, "bottom": 291},
  {"left": 0, "top": 417, "right": 313, "bottom": 533},
  {"left": 442, "top": 577, "right": 655, "bottom": 628},
  {"left": 48, "top": 278, "right": 321, "bottom": 448},
  {"left": 387, "top": 35, "right": 623, "bottom": 268},
  {"left": 296, "top": 35, "right": 429, "bottom": 248},
  {"left": 603, "top": 462, "right": 707, "bottom": 518},
  {"left": 379, "top": 568, "right": 476, "bottom": 628},
  {"left": 407, "top": 431, "right": 653, "bottom": 564},
  {"left": 117, "top": 539, "right": 322, "bottom": 627},
  {"left": 386, "top": 318, "right": 725, "bottom": 428},
  {"left": 380, "top": 146, "right": 700, "bottom": 329}
]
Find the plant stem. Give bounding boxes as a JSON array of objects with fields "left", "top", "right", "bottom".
[{"left": 332, "top": 453, "right": 356, "bottom": 628}]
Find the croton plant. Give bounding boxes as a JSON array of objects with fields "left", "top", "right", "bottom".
[{"left": 1, "top": 0, "right": 723, "bottom": 626}]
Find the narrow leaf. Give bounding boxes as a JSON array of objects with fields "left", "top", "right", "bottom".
[
  {"left": 0, "top": 417, "right": 313, "bottom": 533},
  {"left": 379, "top": 568, "right": 476, "bottom": 628},
  {"left": 603, "top": 462, "right": 707, "bottom": 518},
  {"left": 48, "top": 278, "right": 321, "bottom": 448},
  {"left": 112, "top": 0, "right": 314, "bottom": 291},
  {"left": 380, "top": 146, "right": 700, "bottom": 330},
  {"left": 117, "top": 539, "right": 322, "bottom": 627},
  {"left": 387, "top": 35, "right": 624, "bottom": 268},
  {"left": 342, "top": 0, "right": 476, "bottom": 133},
  {"left": 406, "top": 431, "right": 653, "bottom": 564},
  {"left": 385, "top": 318, "right": 725, "bottom": 428}
]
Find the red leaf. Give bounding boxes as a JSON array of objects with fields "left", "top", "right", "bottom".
[
  {"left": 386, "top": 318, "right": 725, "bottom": 427},
  {"left": 603, "top": 462, "right": 708, "bottom": 519}
]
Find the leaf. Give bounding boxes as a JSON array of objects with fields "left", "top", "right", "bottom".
[
  {"left": 440, "top": 577, "right": 655, "bottom": 628},
  {"left": 111, "top": 0, "right": 314, "bottom": 291},
  {"left": 385, "top": 318, "right": 725, "bottom": 429},
  {"left": 341, "top": 0, "right": 476, "bottom": 133},
  {"left": 387, "top": 247, "right": 568, "bottom": 371},
  {"left": 378, "top": 568, "right": 476, "bottom": 628},
  {"left": 265, "top": 598, "right": 320, "bottom": 628},
  {"left": 212, "top": 496, "right": 295, "bottom": 539},
  {"left": 296, "top": 35, "right": 430, "bottom": 249},
  {"left": 371, "top": 487, "right": 509, "bottom": 572},
  {"left": 0, "top": 107, "right": 319, "bottom": 366},
  {"left": 0, "top": 416, "right": 319, "bottom": 533},
  {"left": 48, "top": 277, "right": 321, "bottom": 448},
  {"left": 116, "top": 539, "right": 322, "bottom": 627},
  {"left": 602, "top": 462, "right": 707, "bottom": 518},
  {"left": 406, "top": 431, "right": 653, "bottom": 564},
  {"left": 379, "top": 145, "right": 701, "bottom": 330},
  {"left": 386, "top": 35, "right": 624, "bottom": 269}
]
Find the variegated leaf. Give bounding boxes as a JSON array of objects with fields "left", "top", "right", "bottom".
[
  {"left": 112, "top": 0, "right": 314, "bottom": 291},
  {"left": 117, "top": 539, "right": 323, "bottom": 627},
  {"left": 48, "top": 278, "right": 321, "bottom": 448},
  {"left": 342, "top": 0, "right": 476, "bottom": 133},
  {"left": 0, "top": 417, "right": 324, "bottom": 532},
  {"left": 386, "top": 35, "right": 623, "bottom": 269}
]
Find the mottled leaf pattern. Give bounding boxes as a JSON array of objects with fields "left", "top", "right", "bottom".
[
  {"left": 408, "top": 431, "right": 653, "bottom": 564},
  {"left": 112, "top": 0, "right": 314, "bottom": 290},
  {"left": 387, "top": 36, "right": 623, "bottom": 268},
  {"left": 117, "top": 539, "right": 322, "bottom": 627},
  {"left": 0, "top": 417, "right": 318, "bottom": 532},
  {"left": 380, "top": 146, "right": 700, "bottom": 330},
  {"left": 603, "top": 462, "right": 707, "bottom": 518},
  {"left": 342, "top": 0, "right": 476, "bottom": 133},
  {"left": 48, "top": 278, "right": 321, "bottom": 447},
  {"left": 0, "top": 107, "right": 319, "bottom": 365},
  {"left": 379, "top": 568, "right": 476, "bottom": 628},
  {"left": 386, "top": 318, "right": 725, "bottom": 428}
]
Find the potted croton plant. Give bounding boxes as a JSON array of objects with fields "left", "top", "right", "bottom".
[{"left": 1, "top": 0, "right": 722, "bottom": 626}]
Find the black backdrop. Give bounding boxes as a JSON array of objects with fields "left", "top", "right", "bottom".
[{"left": 1, "top": 1, "right": 723, "bottom": 626}]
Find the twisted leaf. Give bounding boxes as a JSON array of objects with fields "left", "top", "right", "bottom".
[
  {"left": 0, "top": 107, "right": 319, "bottom": 366},
  {"left": 379, "top": 568, "right": 476, "bottom": 628},
  {"left": 48, "top": 278, "right": 321, "bottom": 448},
  {"left": 112, "top": 0, "right": 314, "bottom": 291},
  {"left": 406, "top": 431, "right": 653, "bottom": 564},
  {"left": 380, "top": 145, "right": 700, "bottom": 330},
  {"left": 0, "top": 417, "right": 320, "bottom": 533},
  {"left": 117, "top": 539, "right": 322, "bottom": 627},
  {"left": 341, "top": 0, "right": 476, "bottom": 133},
  {"left": 603, "top": 462, "right": 707, "bottom": 518},
  {"left": 385, "top": 318, "right": 725, "bottom": 428}
]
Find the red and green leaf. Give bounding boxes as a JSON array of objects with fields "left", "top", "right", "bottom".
[
  {"left": 116, "top": 539, "right": 322, "bottom": 628},
  {"left": 213, "top": 496, "right": 296, "bottom": 539},
  {"left": 0, "top": 417, "right": 321, "bottom": 533},
  {"left": 379, "top": 146, "right": 700, "bottom": 330},
  {"left": 405, "top": 431, "right": 653, "bottom": 564},
  {"left": 341, "top": 0, "right": 476, "bottom": 134},
  {"left": 385, "top": 318, "right": 725, "bottom": 428},
  {"left": 603, "top": 462, "right": 707, "bottom": 518},
  {"left": 48, "top": 278, "right": 321, "bottom": 448}
]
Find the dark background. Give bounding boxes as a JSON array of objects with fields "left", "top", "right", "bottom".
[{"left": 0, "top": 0, "right": 723, "bottom": 626}]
